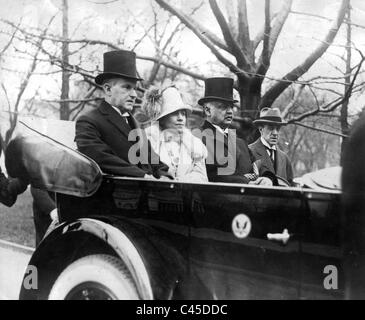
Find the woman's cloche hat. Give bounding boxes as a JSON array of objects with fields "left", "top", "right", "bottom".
[{"left": 143, "top": 86, "right": 192, "bottom": 121}]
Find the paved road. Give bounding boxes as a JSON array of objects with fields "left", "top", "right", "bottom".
[{"left": 0, "top": 240, "right": 33, "bottom": 300}]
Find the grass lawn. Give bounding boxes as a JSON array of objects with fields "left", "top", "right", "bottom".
[{"left": 0, "top": 188, "right": 35, "bottom": 247}]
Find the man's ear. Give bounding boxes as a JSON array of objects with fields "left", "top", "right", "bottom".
[
  {"left": 103, "top": 83, "right": 111, "bottom": 96},
  {"left": 203, "top": 104, "right": 211, "bottom": 117}
]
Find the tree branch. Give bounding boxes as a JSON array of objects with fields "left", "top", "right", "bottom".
[
  {"left": 0, "top": 19, "right": 21, "bottom": 57},
  {"left": 253, "top": 12, "right": 278, "bottom": 50},
  {"left": 4, "top": 15, "right": 57, "bottom": 145},
  {"left": 208, "top": 0, "right": 248, "bottom": 68},
  {"left": 260, "top": 0, "right": 349, "bottom": 108},
  {"left": 42, "top": 97, "right": 102, "bottom": 104},
  {"left": 154, "top": 0, "right": 229, "bottom": 53},
  {"left": 2, "top": 19, "right": 207, "bottom": 81},
  {"left": 267, "top": 0, "right": 293, "bottom": 58},
  {"left": 291, "top": 122, "right": 348, "bottom": 138},
  {"left": 137, "top": 54, "right": 206, "bottom": 80},
  {"left": 154, "top": 0, "right": 248, "bottom": 78},
  {"left": 256, "top": 0, "right": 271, "bottom": 76},
  {"left": 1, "top": 82, "right": 13, "bottom": 123},
  {"left": 287, "top": 53, "right": 364, "bottom": 124},
  {"left": 282, "top": 83, "right": 305, "bottom": 118},
  {"left": 237, "top": 0, "right": 251, "bottom": 49},
  {"left": 291, "top": 9, "right": 365, "bottom": 31}
]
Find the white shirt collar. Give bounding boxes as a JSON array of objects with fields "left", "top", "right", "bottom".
[
  {"left": 212, "top": 123, "right": 229, "bottom": 135},
  {"left": 111, "top": 105, "right": 129, "bottom": 117},
  {"left": 261, "top": 137, "right": 276, "bottom": 150}
]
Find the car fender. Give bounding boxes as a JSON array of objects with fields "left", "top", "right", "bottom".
[{"left": 19, "top": 217, "right": 186, "bottom": 300}]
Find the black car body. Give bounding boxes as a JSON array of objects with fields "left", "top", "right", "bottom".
[{"left": 7, "top": 122, "right": 344, "bottom": 300}]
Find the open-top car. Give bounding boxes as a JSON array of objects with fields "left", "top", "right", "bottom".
[{"left": 5, "top": 120, "right": 348, "bottom": 300}]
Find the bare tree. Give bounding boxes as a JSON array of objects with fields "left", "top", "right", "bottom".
[
  {"left": 0, "top": 15, "right": 57, "bottom": 152},
  {"left": 279, "top": 90, "right": 342, "bottom": 174},
  {"left": 60, "top": 0, "right": 71, "bottom": 120},
  {"left": 155, "top": 0, "right": 350, "bottom": 118},
  {"left": 341, "top": 1, "right": 351, "bottom": 137},
  {"left": 0, "top": 1, "right": 208, "bottom": 122}
]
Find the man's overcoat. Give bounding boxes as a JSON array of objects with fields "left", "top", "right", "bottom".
[{"left": 75, "top": 100, "right": 169, "bottom": 178}]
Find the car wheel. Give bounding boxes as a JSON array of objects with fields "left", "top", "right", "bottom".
[{"left": 48, "top": 254, "right": 139, "bottom": 300}]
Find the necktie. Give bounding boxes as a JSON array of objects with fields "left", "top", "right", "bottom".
[
  {"left": 268, "top": 148, "right": 276, "bottom": 171},
  {"left": 123, "top": 115, "right": 134, "bottom": 130}
]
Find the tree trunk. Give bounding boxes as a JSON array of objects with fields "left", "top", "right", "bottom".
[
  {"left": 60, "top": 0, "right": 70, "bottom": 120},
  {"left": 236, "top": 75, "right": 262, "bottom": 142},
  {"left": 340, "top": 2, "right": 351, "bottom": 165},
  {"left": 237, "top": 75, "right": 261, "bottom": 118},
  {"left": 146, "top": 61, "right": 161, "bottom": 86}
]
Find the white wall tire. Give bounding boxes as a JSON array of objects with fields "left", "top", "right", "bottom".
[{"left": 48, "top": 254, "right": 139, "bottom": 300}]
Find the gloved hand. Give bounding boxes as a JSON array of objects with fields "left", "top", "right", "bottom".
[
  {"left": 144, "top": 174, "right": 157, "bottom": 180},
  {"left": 249, "top": 177, "right": 273, "bottom": 186},
  {"left": 8, "top": 177, "right": 29, "bottom": 195},
  {"left": 50, "top": 208, "right": 59, "bottom": 224},
  {"left": 0, "top": 169, "right": 28, "bottom": 207}
]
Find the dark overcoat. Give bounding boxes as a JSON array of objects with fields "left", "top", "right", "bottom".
[
  {"left": 196, "top": 120, "right": 254, "bottom": 183},
  {"left": 75, "top": 100, "right": 169, "bottom": 178},
  {"left": 249, "top": 138, "right": 293, "bottom": 184}
]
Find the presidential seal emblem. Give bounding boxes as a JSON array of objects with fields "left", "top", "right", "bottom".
[{"left": 232, "top": 214, "right": 251, "bottom": 239}]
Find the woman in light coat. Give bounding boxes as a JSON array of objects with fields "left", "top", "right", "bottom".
[{"left": 144, "top": 86, "right": 208, "bottom": 183}]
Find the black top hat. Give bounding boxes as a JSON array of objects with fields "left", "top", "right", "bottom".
[
  {"left": 95, "top": 50, "right": 143, "bottom": 85},
  {"left": 198, "top": 77, "right": 238, "bottom": 106}
]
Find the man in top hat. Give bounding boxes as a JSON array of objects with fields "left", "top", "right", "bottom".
[
  {"left": 249, "top": 107, "right": 293, "bottom": 186},
  {"left": 196, "top": 77, "right": 273, "bottom": 185},
  {"left": 75, "top": 50, "right": 170, "bottom": 179}
]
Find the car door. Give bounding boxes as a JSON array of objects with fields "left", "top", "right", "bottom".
[
  {"left": 187, "top": 184, "right": 306, "bottom": 299},
  {"left": 297, "top": 189, "right": 343, "bottom": 299}
]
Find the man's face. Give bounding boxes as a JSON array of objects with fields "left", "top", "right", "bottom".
[
  {"left": 205, "top": 101, "right": 233, "bottom": 129},
  {"left": 259, "top": 124, "right": 281, "bottom": 146},
  {"left": 103, "top": 78, "right": 137, "bottom": 113}
]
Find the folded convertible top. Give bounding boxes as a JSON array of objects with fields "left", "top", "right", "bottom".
[
  {"left": 5, "top": 121, "right": 102, "bottom": 197},
  {"left": 294, "top": 166, "right": 341, "bottom": 191}
]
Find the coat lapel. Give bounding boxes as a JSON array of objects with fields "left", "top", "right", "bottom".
[
  {"left": 98, "top": 101, "right": 130, "bottom": 139},
  {"left": 202, "top": 120, "right": 238, "bottom": 162},
  {"left": 275, "top": 149, "right": 286, "bottom": 178},
  {"left": 253, "top": 139, "right": 275, "bottom": 173},
  {"left": 201, "top": 120, "right": 228, "bottom": 148}
]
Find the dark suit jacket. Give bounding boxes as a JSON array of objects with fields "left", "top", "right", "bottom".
[
  {"left": 249, "top": 138, "right": 294, "bottom": 184},
  {"left": 75, "top": 100, "right": 169, "bottom": 178},
  {"left": 196, "top": 120, "right": 254, "bottom": 183}
]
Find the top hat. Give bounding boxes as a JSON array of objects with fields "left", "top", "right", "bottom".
[
  {"left": 95, "top": 50, "right": 143, "bottom": 85},
  {"left": 198, "top": 77, "right": 238, "bottom": 106},
  {"left": 143, "top": 86, "right": 191, "bottom": 121},
  {"left": 253, "top": 107, "right": 287, "bottom": 126}
]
